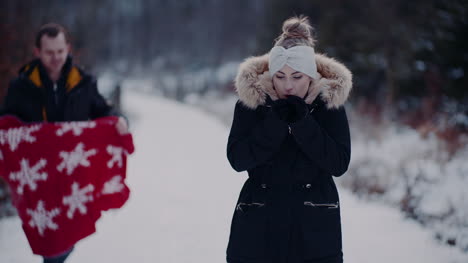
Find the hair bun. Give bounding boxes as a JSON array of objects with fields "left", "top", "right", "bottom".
[
  {"left": 282, "top": 16, "right": 312, "bottom": 39},
  {"left": 275, "top": 15, "right": 315, "bottom": 48}
]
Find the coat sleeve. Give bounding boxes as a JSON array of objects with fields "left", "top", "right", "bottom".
[
  {"left": 227, "top": 101, "right": 289, "bottom": 172},
  {"left": 0, "top": 80, "right": 20, "bottom": 118},
  {"left": 289, "top": 106, "right": 351, "bottom": 177}
]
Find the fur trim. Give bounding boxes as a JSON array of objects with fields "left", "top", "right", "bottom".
[{"left": 234, "top": 53, "right": 353, "bottom": 109}]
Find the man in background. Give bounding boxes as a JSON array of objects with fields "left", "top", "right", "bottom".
[{"left": 0, "top": 23, "right": 128, "bottom": 263}]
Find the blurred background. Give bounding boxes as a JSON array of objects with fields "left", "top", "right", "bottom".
[{"left": 1, "top": 0, "right": 467, "bottom": 260}]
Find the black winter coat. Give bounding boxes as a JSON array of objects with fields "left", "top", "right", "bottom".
[
  {"left": 226, "top": 52, "right": 353, "bottom": 263},
  {"left": 1, "top": 57, "right": 118, "bottom": 122}
]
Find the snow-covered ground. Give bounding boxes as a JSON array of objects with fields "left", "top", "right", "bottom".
[{"left": 1, "top": 91, "right": 467, "bottom": 262}]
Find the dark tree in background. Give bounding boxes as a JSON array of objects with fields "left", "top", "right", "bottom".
[
  {"left": 1, "top": 0, "right": 466, "bottom": 105},
  {"left": 0, "top": 0, "right": 266, "bottom": 101},
  {"left": 261, "top": 0, "right": 467, "bottom": 103}
]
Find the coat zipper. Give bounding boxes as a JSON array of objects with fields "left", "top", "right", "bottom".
[{"left": 53, "top": 83, "right": 59, "bottom": 105}]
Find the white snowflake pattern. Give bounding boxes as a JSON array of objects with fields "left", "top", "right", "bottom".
[
  {"left": 57, "top": 143, "right": 97, "bottom": 175},
  {"left": 56, "top": 121, "right": 96, "bottom": 136},
  {"left": 26, "top": 200, "right": 60, "bottom": 236},
  {"left": 102, "top": 175, "right": 125, "bottom": 195},
  {"left": 9, "top": 158, "right": 47, "bottom": 195},
  {"left": 62, "top": 182, "right": 95, "bottom": 219},
  {"left": 0, "top": 125, "right": 40, "bottom": 151},
  {"left": 106, "top": 145, "right": 128, "bottom": 168}
]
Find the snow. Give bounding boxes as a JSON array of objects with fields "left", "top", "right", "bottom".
[
  {"left": 342, "top": 114, "right": 468, "bottom": 250},
  {"left": 1, "top": 90, "right": 467, "bottom": 262}
]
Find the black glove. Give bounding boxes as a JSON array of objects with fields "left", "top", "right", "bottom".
[
  {"left": 271, "top": 99, "right": 293, "bottom": 122},
  {"left": 285, "top": 95, "right": 309, "bottom": 123}
]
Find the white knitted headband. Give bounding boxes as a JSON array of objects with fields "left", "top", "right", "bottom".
[{"left": 268, "top": 45, "right": 319, "bottom": 79}]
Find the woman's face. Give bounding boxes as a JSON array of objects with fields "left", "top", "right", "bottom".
[{"left": 272, "top": 65, "right": 312, "bottom": 99}]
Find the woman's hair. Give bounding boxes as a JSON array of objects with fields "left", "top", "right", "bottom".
[{"left": 274, "top": 15, "right": 316, "bottom": 48}]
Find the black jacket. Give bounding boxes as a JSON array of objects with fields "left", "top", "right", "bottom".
[
  {"left": 226, "top": 52, "right": 353, "bottom": 263},
  {"left": 1, "top": 57, "right": 118, "bottom": 122}
]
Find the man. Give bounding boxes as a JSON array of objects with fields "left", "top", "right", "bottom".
[
  {"left": 1, "top": 23, "right": 128, "bottom": 131},
  {"left": 0, "top": 23, "right": 128, "bottom": 263}
]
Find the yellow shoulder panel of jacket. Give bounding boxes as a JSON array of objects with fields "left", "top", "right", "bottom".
[
  {"left": 66, "top": 66, "right": 82, "bottom": 92},
  {"left": 29, "top": 66, "right": 42, "bottom": 88},
  {"left": 26, "top": 65, "right": 82, "bottom": 92}
]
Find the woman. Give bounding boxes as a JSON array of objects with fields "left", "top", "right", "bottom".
[{"left": 226, "top": 16, "right": 352, "bottom": 263}]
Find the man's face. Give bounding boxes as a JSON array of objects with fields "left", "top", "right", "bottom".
[{"left": 34, "top": 32, "right": 70, "bottom": 75}]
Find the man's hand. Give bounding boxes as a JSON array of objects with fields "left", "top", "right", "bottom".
[{"left": 116, "top": 117, "right": 129, "bottom": 135}]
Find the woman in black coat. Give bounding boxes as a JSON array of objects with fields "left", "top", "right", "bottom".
[{"left": 226, "top": 16, "right": 353, "bottom": 263}]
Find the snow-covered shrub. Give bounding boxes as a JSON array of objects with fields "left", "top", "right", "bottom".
[{"left": 342, "top": 113, "right": 468, "bottom": 252}]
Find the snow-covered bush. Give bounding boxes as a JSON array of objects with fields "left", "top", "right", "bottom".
[{"left": 342, "top": 111, "right": 468, "bottom": 251}]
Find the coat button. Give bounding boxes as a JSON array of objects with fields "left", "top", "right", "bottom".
[
  {"left": 305, "top": 184, "right": 312, "bottom": 189},
  {"left": 261, "top": 183, "right": 267, "bottom": 189}
]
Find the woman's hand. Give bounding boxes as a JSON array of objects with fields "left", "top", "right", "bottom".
[
  {"left": 272, "top": 96, "right": 309, "bottom": 123},
  {"left": 285, "top": 95, "right": 309, "bottom": 123},
  {"left": 272, "top": 99, "right": 291, "bottom": 122}
]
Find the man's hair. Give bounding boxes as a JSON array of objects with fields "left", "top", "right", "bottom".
[{"left": 35, "top": 23, "right": 70, "bottom": 48}]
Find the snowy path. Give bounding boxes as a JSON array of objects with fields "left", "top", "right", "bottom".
[{"left": 1, "top": 91, "right": 467, "bottom": 263}]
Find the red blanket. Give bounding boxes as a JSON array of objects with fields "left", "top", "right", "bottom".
[{"left": 0, "top": 116, "right": 134, "bottom": 257}]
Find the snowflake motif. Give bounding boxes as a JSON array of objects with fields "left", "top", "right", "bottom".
[
  {"left": 62, "top": 182, "right": 95, "bottom": 219},
  {"left": 102, "top": 175, "right": 125, "bottom": 195},
  {"left": 26, "top": 200, "right": 60, "bottom": 236},
  {"left": 57, "top": 143, "right": 97, "bottom": 175},
  {"left": 0, "top": 125, "right": 40, "bottom": 151},
  {"left": 106, "top": 145, "right": 128, "bottom": 168},
  {"left": 9, "top": 158, "right": 48, "bottom": 195},
  {"left": 56, "top": 121, "right": 96, "bottom": 136}
]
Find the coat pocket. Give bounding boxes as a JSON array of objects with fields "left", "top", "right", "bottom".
[
  {"left": 236, "top": 202, "right": 265, "bottom": 212},
  {"left": 301, "top": 201, "right": 342, "bottom": 260},
  {"left": 227, "top": 183, "right": 269, "bottom": 260},
  {"left": 303, "top": 201, "right": 339, "bottom": 209},
  {"left": 228, "top": 202, "right": 268, "bottom": 260}
]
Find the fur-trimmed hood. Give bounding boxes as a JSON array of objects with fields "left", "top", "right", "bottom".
[{"left": 234, "top": 53, "right": 353, "bottom": 109}]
